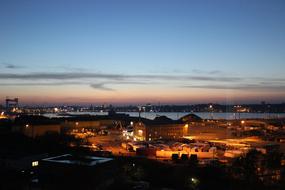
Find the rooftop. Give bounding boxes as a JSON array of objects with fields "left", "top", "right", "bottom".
[
  {"left": 180, "top": 113, "right": 203, "bottom": 122},
  {"left": 42, "top": 154, "right": 113, "bottom": 166},
  {"left": 139, "top": 116, "right": 184, "bottom": 125}
]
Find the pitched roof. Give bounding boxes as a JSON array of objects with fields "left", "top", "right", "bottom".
[
  {"left": 140, "top": 116, "right": 184, "bottom": 125},
  {"left": 180, "top": 113, "right": 202, "bottom": 122}
]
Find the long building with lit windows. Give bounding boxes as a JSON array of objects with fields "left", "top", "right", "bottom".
[{"left": 133, "top": 116, "right": 188, "bottom": 141}]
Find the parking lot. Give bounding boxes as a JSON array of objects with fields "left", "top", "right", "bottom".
[{"left": 87, "top": 129, "right": 135, "bottom": 156}]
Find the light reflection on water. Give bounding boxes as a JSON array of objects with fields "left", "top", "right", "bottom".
[{"left": 44, "top": 112, "right": 285, "bottom": 120}]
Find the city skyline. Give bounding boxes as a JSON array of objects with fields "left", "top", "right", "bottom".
[{"left": 1, "top": 0, "right": 285, "bottom": 105}]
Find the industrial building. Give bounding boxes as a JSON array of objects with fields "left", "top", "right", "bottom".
[
  {"left": 133, "top": 116, "right": 188, "bottom": 141},
  {"left": 12, "top": 115, "right": 61, "bottom": 138}
]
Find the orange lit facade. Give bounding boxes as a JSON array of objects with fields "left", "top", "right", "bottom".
[{"left": 134, "top": 121, "right": 188, "bottom": 141}]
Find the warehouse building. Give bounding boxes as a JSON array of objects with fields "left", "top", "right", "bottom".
[{"left": 134, "top": 116, "right": 188, "bottom": 141}]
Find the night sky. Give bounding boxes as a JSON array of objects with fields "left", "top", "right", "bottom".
[{"left": 1, "top": 0, "right": 285, "bottom": 105}]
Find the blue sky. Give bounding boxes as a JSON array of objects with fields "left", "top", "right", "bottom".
[{"left": 0, "top": 0, "right": 285, "bottom": 105}]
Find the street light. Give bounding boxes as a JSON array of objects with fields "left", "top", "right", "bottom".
[
  {"left": 191, "top": 177, "right": 199, "bottom": 184},
  {"left": 183, "top": 124, "right": 189, "bottom": 136},
  {"left": 25, "top": 124, "right": 34, "bottom": 137},
  {"left": 209, "top": 104, "right": 214, "bottom": 120}
]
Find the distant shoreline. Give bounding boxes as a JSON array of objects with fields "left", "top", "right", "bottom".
[{"left": 43, "top": 111, "right": 285, "bottom": 120}]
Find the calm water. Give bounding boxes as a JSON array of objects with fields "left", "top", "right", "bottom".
[{"left": 44, "top": 112, "right": 285, "bottom": 120}]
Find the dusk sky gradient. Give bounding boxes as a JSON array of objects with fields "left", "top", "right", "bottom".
[{"left": 1, "top": 0, "right": 285, "bottom": 105}]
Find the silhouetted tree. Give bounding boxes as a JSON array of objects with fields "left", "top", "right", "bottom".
[
  {"left": 189, "top": 154, "right": 198, "bottom": 168},
  {"left": 172, "top": 153, "right": 179, "bottom": 161},
  {"left": 232, "top": 149, "right": 261, "bottom": 184},
  {"left": 265, "top": 152, "right": 282, "bottom": 169}
]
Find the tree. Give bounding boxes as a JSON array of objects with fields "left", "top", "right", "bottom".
[
  {"left": 265, "top": 152, "right": 282, "bottom": 169},
  {"left": 181, "top": 154, "right": 189, "bottom": 162},
  {"left": 172, "top": 154, "right": 179, "bottom": 161},
  {"left": 189, "top": 154, "right": 198, "bottom": 167},
  {"left": 232, "top": 149, "right": 261, "bottom": 184}
]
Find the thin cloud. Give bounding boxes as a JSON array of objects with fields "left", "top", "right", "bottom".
[
  {"left": 0, "top": 72, "right": 242, "bottom": 82},
  {"left": 129, "top": 74, "right": 242, "bottom": 82},
  {"left": 0, "top": 80, "right": 151, "bottom": 91},
  {"left": 0, "top": 72, "right": 124, "bottom": 80},
  {"left": 90, "top": 83, "right": 115, "bottom": 91},
  {"left": 182, "top": 84, "right": 285, "bottom": 91},
  {"left": 0, "top": 63, "right": 23, "bottom": 69},
  {"left": 0, "top": 82, "right": 85, "bottom": 86},
  {"left": 192, "top": 69, "right": 223, "bottom": 75},
  {"left": 1, "top": 71, "right": 285, "bottom": 92},
  {"left": 2, "top": 71, "right": 283, "bottom": 83}
]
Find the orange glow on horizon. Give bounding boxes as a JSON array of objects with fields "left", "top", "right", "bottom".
[{"left": 1, "top": 85, "right": 285, "bottom": 105}]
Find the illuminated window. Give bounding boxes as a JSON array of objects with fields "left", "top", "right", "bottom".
[{"left": 32, "top": 161, "right": 39, "bottom": 167}]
